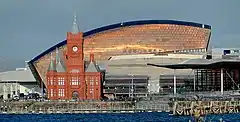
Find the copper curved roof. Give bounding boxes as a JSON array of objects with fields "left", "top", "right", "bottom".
[{"left": 29, "top": 20, "right": 211, "bottom": 64}]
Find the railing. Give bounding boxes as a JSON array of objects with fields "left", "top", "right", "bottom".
[
  {"left": 103, "top": 88, "right": 148, "bottom": 93},
  {"left": 104, "top": 83, "right": 148, "bottom": 86}
]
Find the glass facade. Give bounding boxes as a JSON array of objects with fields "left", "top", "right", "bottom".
[
  {"left": 194, "top": 69, "right": 240, "bottom": 92},
  {"left": 104, "top": 75, "right": 149, "bottom": 98}
]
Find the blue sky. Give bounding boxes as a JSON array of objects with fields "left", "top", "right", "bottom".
[{"left": 0, "top": 0, "right": 240, "bottom": 70}]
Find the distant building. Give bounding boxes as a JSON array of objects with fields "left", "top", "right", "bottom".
[
  {"left": 159, "top": 74, "right": 194, "bottom": 93},
  {"left": 28, "top": 19, "right": 211, "bottom": 94},
  {"left": 46, "top": 15, "right": 102, "bottom": 100},
  {"left": 103, "top": 75, "right": 149, "bottom": 99},
  {"left": 0, "top": 67, "right": 40, "bottom": 100},
  {"left": 212, "top": 48, "right": 240, "bottom": 59}
]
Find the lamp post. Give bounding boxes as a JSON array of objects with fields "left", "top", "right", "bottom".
[
  {"left": 173, "top": 69, "right": 176, "bottom": 95},
  {"left": 128, "top": 77, "right": 130, "bottom": 98},
  {"left": 3, "top": 81, "right": 5, "bottom": 100},
  {"left": 131, "top": 74, "right": 134, "bottom": 98},
  {"left": 128, "top": 74, "right": 134, "bottom": 99},
  {"left": 221, "top": 68, "right": 224, "bottom": 95}
]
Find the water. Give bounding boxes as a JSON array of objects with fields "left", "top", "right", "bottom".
[{"left": 0, "top": 112, "right": 239, "bottom": 122}]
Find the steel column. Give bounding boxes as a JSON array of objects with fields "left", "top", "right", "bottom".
[
  {"left": 221, "top": 68, "right": 224, "bottom": 95},
  {"left": 174, "top": 69, "right": 176, "bottom": 95}
]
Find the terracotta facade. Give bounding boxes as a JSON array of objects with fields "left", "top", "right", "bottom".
[{"left": 46, "top": 17, "right": 102, "bottom": 100}]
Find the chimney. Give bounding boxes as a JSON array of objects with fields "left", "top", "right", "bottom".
[{"left": 90, "top": 53, "right": 94, "bottom": 62}]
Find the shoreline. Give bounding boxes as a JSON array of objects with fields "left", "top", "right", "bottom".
[
  {"left": 0, "top": 110, "right": 170, "bottom": 115},
  {"left": 0, "top": 101, "right": 171, "bottom": 114}
]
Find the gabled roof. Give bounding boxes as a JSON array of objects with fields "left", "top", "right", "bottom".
[
  {"left": 85, "top": 61, "right": 100, "bottom": 72},
  {"left": 47, "top": 53, "right": 56, "bottom": 71},
  {"left": 55, "top": 48, "right": 66, "bottom": 72},
  {"left": 56, "top": 62, "right": 66, "bottom": 72}
]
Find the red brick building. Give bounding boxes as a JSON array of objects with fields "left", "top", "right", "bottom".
[{"left": 46, "top": 15, "right": 102, "bottom": 100}]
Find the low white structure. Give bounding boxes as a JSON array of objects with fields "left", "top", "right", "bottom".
[
  {"left": 103, "top": 53, "right": 204, "bottom": 93},
  {"left": 0, "top": 67, "right": 40, "bottom": 99}
]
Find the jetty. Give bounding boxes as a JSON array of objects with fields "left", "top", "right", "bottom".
[{"left": 173, "top": 100, "right": 240, "bottom": 116}]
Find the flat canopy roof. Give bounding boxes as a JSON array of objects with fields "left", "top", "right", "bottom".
[
  {"left": 147, "top": 59, "right": 240, "bottom": 69},
  {"left": 0, "top": 70, "right": 36, "bottom": 82}
]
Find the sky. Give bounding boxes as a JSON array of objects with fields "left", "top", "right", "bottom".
[{"left": 0, "top": 0, "right": 240, "bottom": 70}]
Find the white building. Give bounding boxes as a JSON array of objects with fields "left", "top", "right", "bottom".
[
  {"left": 105, "top": 53, "right": 204, "bottom": 93},
  {"left": 0, "top": 67, "right": 41, "bottom": 99}
]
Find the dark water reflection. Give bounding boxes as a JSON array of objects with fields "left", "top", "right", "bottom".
[{"left": 0, "top": 112, "right": 239, "bottom": 122}]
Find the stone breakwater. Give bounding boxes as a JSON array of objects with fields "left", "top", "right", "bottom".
[{"left": 173, "top": 101, "right": 240, "bottom": 116}]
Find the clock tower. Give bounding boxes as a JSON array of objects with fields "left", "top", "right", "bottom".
[
  {"left": 65, "top": 13, "right": 86, "bottom": 99},
  {"left": 46, "top": 13, "right": 102, "bottom": 100},
  {"left": 66, "top": 14, "right": 84, "bottom": 73}
]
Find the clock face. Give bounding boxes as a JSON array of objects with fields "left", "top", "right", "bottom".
[{"left": 72, "top": 46, "right": 78, "bottom": 52}]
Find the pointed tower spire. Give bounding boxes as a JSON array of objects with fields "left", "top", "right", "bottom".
[
  {"left": 71, "top": 12, "right": 79, "bottom": 34},
  {"left": 48, "top": 52, "right": 56, "bottom": 71},
  {"left": 86, "top": 52, "right": 100, "bottom": 72},
  {"left": 56, "top": 48, "right": 59, "bottom": 62},
  {"left": 55, "top": 48, "right": 66, "bottom": 72},
  {"left": 90, "top": 48, "right": 94, "bottom": 62}
]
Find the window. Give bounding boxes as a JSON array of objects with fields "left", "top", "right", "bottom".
[
  {"left": 90, "top": 88, "right": 94, "bottom": 94},
  {"left": 58, "top": 89, "right": 61, "bottom": 96},
  {"left": 58, "top": 89, "right": 65, "bottom": 97},
  {"left": 71, "top": 69, "right": 80, "bottom": 73},
  {"left": 54, "top": 78, "right": 56, "bottom": 85},
  {"left": 47, "top": 77, "right": 54, "bottom": 85},
  {"left": 95, "top": 77, "right": 98, "bottom": 85},
  {"left": 58, "top": 77, "right": 65, "bottom": 85},
  {"left": 90, "top": 81, "right": 94, "bottom": 85},
  {"left": 54, "top": 89, "right": 57, "bottom": 96},
  {"left": 89, "top": 77, "right": 94, "bottom": 85},
  {"left": 50, "top": 78, "right": 53, "bottom": 85},
  {"left": 50, "top": 89, "right": 53, "bottom": 97},
  {"left": 71, "top": 77, "right": 79, "bottom": 85},
  {"left": 234, "top": 50, "right": 239, "bottom": 53}
]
